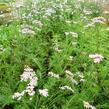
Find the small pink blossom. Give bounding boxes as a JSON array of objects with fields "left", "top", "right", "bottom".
[
  {"left": 39, "top": 89, "right": 49, "bottom": 97},
  {"left": 89, "top": 54, "right": 104, "bottom": 63}
]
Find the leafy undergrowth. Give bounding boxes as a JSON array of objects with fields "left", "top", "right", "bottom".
[{"left": 0, "top": 0, "right": 109, "bottom": 109}]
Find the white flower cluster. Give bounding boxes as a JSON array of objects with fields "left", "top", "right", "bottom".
[
  {"left": 13, "top": 66, "right": 38, "bottom": 100},
  {"left": 83, "top": 9, "right": 92, "bottom": 15},
  {"left": 65, "top": 70, "right": 78, "bottom": 85},
  {"left": 48, "top": 71, "right": 60, "bottom": 79},
  {"left": 59, "top": 85, "right": 74, "bottom": 92},
  {"left": 83, "top": 101, "right": 96, "bottom": 109},
  {"left": 53, "top": 41, "right": 62, "bottom": 52},
  {"left": 68, "top": 56, "right": 73, "bottom": 61},
  {"left": 39, "top": 89, "right": 49, "bottom": 97},
  {"left": 89, "top": 54, "right": 104, "bottom": 63},
  {"left": 65, "top": 32, "right": 78, "bottom": 38},
  {"left": 21, "top": 28, "right": 35, "bottom": 35},
  {"left": 75, "top": 72, "right": 85, "bottom": 82},
  {"left": 11, "top": 0, "right": 25, "bottom": 9},
  {"left": 45, "top": 8, "right": 56, "bottom": 17},
  {"left": 32, "top": 20, "right": 43, "bottom": 28},
  {"left": 84, "top": 17, "right": 106, "bottom": 29},
  {"left": 92, "top": 17, "right": 106, "bottom": 24},
  {"left": 84, "top": 23, "right": 95, "bottom": 28},
  {"left": 0, "top": 45, "right": 5, "bottom": 52},
  {"left": 78, "top": 73, "right": 85, "bottom": 82},
  {"left": 65, "top": 70, "right": 74, "bottom": 76},
  {"left": 20, "top": 25, "right": 35, "bottom": 36},
  {"left": 12, "top": 91, "right": 25, "bottom": 101}
]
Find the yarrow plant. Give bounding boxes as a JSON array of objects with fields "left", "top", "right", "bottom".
[
  {"left": 59, "top": 85, "right": 74, "bottom": 92},
  {"left": 83, "top": 101, "right": 96, "bottom": 109},
  {"left": 48, "top": 71, "right": 60, "bottom": 79},
  {"left": 65, "top": 70, "right": 74, "bottom": 76},
  {"left": 13, "top": 66, "right": 38, "bottom": 100},
  {"left": 92, "top": 17, "right": 106, "bottom": 25},
  {"left": 89, "top": 54, "right": 104, "bottom": 63},
  {"left": 20, "top": 25, "right": 36, "bottom": 36},
  {"left": 65, "top": 32, "right": 78, "bottom": 38},
  {"left": 1, "top": 0, "right": 109, "bottom": 109},
  {"left": 65, "top": 70, "right": 78, "bottom": 85},
  {"left": 32, "top": 20, "right": 43, "bottom": 28},
  {"left": 39, "top": 89, "right": 49, "bottom": 97}
]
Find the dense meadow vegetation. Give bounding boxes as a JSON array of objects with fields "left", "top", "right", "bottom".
[{"left": 0, "top": 0, "right": 109, "bottom": 109}]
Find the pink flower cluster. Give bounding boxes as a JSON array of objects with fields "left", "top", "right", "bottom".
[
  {"left": 89, "top": 54, "right": 104, "bottom": 63},
  {"left": 39, "top": 89, "right": 49, "bottom": 97},
  {"left": 13, "top": 66, "right": 38, "bottom": 100}
]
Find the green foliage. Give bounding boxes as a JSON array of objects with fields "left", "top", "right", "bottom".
[{"left": 0, "top": 0, "right": 109, "bottom": 109}]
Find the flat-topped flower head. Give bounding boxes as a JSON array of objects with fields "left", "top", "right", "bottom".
[
  {"left": 48, "top": 71, "right": 59, "bottom": 79},
  {"left": 32, "top": 20, "right": 43, "bottom": 28},
  {"left": 83, "top": 101, "right": 96, "bottom": 109},
  {"left": 92, "top": 17, "right": 106, "bottom": 25},
  {"left": 21, "top": 28, "right": 35, "bottom": 35},
  {"left": 65, "top": 32, "right": 78, "bottom": 38},
  {"left": 59, "top": 85, "right": 74, "bottom": 92},
  {"left": 89, "top": 54, "right": 104, "bottom": 63},
  {"left": 65, "top": 70, "right": 73, "bottom": 76},
  {"left": 20, "top": 66, "right": 36, "bottom": 82},
  {"left": 39, "top": 89, "right": 49, "bottom": 97}
]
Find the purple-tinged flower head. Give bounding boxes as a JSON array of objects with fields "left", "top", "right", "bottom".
[{"left": 89, "top": 54, "right": 104, "bottom": 63}]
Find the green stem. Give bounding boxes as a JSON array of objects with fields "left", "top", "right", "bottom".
[
  {"left": 96, "top": 25, "right": 100, "bottom": 52},
  {"left": 96, "top": 64, "right": 100, "bottom": 86}
]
